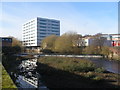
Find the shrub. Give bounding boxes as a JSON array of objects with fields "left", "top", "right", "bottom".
[
  {"left": 38, "top": 57, "right": 96, "bottom": 72},
  {"left": 41, "top": 49, "right": 53, "bottom": 54},
  {"left": 95, "top": 67, "right": 105, "bottom": 73},
  {"left": 85, "top": 71, "right": 96, "bottom": 78},
  {"left": 92, "top": 76, "right": 103, "bottom": 81}
]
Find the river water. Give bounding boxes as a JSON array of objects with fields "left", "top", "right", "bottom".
[
  {"left": 86, "top": 58, "right": 120, "bottom": 74},
  {"left": 12, "top": 58, "right": 48, "bottom": 89},
  {"left": 12, "top": 55, "right": 119, "bottom": 89},
  {"left": 39, "top": 55, "right": 120, "bottom": 74}
]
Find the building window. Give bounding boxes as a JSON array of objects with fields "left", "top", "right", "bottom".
[
  {"left": 40, "top": 29, "right": 46, "bottom": 31},
  {"left": 51, "top": 24, "right": 59, "bottom": 26},
  {"left": 40, "top": 19, "right": 47, "bottom": 22},
  {"left": 39, "top": 22, "right": 46, "bottom": 25},
  {"left": 40, "top": 33, "right": 46, "bottom": 35},
  {"left": 40, "top": 36, "right": 46, "bottom": 38},
  {"left": 40, "top": 26, "right": 46, "bottom": 28},
  {"left": 51, "top": 21, "right": 59, "bottom": 23},
  {"left": 52, "top": 27, "right": 59, "bottom": 29}
]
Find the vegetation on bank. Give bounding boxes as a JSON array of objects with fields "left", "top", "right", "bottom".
[
  {"left": 2, "top": 36, "right": 23, "bottom": 55},
  {"left": 1, "top": 36, "right": 24, "bottom": 89},
  {"left": 1, "top": 64, "right": 17, "bottom": 88},
  {"left": 2, "top": 55, "right": 21, "bottom": 72},
  {"left": 38, "top": 57, "right": 96, "bottom": 72},
  {"left": 37, "top": 56, "right": 120, "bottom": 88},
  {"left": 2, "top": 55, "right": 22, "bottom": 89},
  {"left": 41, "top": 32, "right": 120, "bottom": 61}
]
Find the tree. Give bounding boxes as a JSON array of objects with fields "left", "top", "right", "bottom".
[
  {"left": 2, "top": 36, "right": 23, "bottom": 55},
  {"left": 41, "top": 35, "right": 58, "bottom": 51},
  {"left": 101, "top": 46, "right": 111, "bottom": 58},
  {"left": 54, "top": 32, "right": 84, "bottom": 54},
  {"left": 92, "top": 37, "right": 106, "bottom": 47},
  {"left": 90, "top": 34, "right": 106, "bottom": 54},
  {"left": 55, "top": 34, "right": 73, "bottom": 54},
  {"left": 9, "top": 36, "right": 22, "bottom": 47},
  {"left": 83, "top": 45, "right": 100, "bottom": 54}
]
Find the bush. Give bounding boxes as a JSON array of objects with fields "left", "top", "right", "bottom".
[
  {"left": 85, "top": 72, "right": 96, "bottom": 78},
  {"left": 2, "top": 46, "right": 21, "bottom": 55},
  {"left": 95, "top": 67, "right": 105, "bottom": 73},
  {"left": 41, "top": 49, "right": 53, "bottom": 54},
  {"left": 92, "top": 76, "right": 103, "bottom": 81},
  {"left": 38, "top": 57, "right": 96, "bottom": 72}
]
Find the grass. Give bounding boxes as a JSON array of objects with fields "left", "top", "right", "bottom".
[
  {"left": 37, "top": 56, "right": 120, "bottom": 88},
  {"left": 38, "top": 56, "right": 95, "bottom": 72},
  {"left": 2, "top": 64, "right": 17, "bottom": 89},
  {"left": 2, "top": 55, "right": 21, "bottom": 89}
]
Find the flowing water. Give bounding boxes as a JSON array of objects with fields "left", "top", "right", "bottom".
[{"left": 86, "top": 58, "right": 120, "bottom": 74}]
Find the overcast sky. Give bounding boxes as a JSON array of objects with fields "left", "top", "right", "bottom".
[{"left": 1, "top": 2, "right": 118, "bottom": 40}]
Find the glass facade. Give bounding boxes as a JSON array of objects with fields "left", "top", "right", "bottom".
[{"left": 22, "top": 17, "right": 60, "bottom": 46}]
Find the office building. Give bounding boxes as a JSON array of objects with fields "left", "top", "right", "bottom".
[{"left": 22, "top": 17, "right": 60, "bottom": 47}]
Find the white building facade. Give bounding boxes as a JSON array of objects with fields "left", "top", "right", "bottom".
[
  {"left": 83, "top": 34, "right": 120, "bottom": 47},
  {"left": 22, "top": 17, "right": 60, "bottom": 47}
]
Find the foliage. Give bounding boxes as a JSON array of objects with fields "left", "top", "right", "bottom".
[
  {"left": 38, "top": 56, "right": 96, "bottom": 72},
  {"left": 2, "top": 46, "right": 21, "bottom": 55},
  {"left": 37, "top": 56, "right": 120, "bottom": 88},
  {"left": 83, "top": 45, "right": 101, "bottom": 54},
  {"left": 83, "top": 36, "right": 107, "bottom": 55},
  {"left": 41, "top": 32, "right": 85, "bottom": 54},
  {"left": 40, "top": 49, "right": 53, "bottom": 54},
  {"left": 92, "top": 37, "right": 106, "bottom": 48},
  {"left": 9, "top": 36, "right": 22, "bottom": 47},
  {"left": 54, "top": 34, "right": 73, "bottom": 54},
  {"left": 54, "top": 32, "right": 84, "bottom": 54},
  {"left": 2, "top": 55, "right": 20, "bottom": 72},
  {"left": 95, "top": 67, "right": 105, "bottom": 73},
  {"left": 83, "top": 34, "right": 106, "bottom": 55},
  {"left": 2, "top": 36, "right": 23, "bottom": 55},
  {"left": 92, "top": 76, "right": 103, "bottom": 81},
  {"left": 85, "top": 71, "right": 96, "bottom": 78},
  {"left": 41, "top": 35, "right": 58, "bottom": 51},
  {"left": 101, "top": 46, "right": 111, "bottom": 58},
  {"left": 2, "top": 64, "right": 17, "bottom": 88}
]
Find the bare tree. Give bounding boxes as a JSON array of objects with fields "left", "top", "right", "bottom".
[
  {"left": 41, "top": 35, "right": 58, "bottom": 51},
  {"left": 54, "top": 32, "right": 84, "bottom": 54}
]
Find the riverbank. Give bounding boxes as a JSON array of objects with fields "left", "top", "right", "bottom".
[
  {"left": 37, "top": 56, "right": 120, "bottom": 88},
  {"left": 2, "top": 64, "right": 17, "bottom": 89},
  {"left": 2, "top": 55, "right": 23, "bottom": 89}
]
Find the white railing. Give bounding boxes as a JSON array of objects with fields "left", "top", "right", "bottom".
[{"left": 39, "top": 54, "right": 103, "bottom": 58}]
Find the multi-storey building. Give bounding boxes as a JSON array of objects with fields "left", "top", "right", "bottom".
[
  {"left": 0, "top": 37, "right": 12, "bottom": 47},
  {"left": 22, "top": 17, "right": 60, "bottom": 47}
]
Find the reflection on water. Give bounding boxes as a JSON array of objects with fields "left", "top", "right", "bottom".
[
  {"left": 13, "top": 58, "right": 48, "bottom": 89},
  {"left": 16, "top": 59, "right": 38, "bottom": 88},
  {"left": 88, "top": 58, "right": 120, "bottom": 74}
]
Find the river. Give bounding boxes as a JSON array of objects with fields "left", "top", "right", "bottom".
[
  {"left": 38, "top": 54, "right": 120, "bottom": 74},
  {"left": 87, "top": 58, "right": 120, "bottom": 74},
  {"left": 12, "top": 58, "right": 48, "bottom": 89},
  {"left": 37, "top": 55, "right": 120, "bottom": 74},
  {"left": 12, "top": 54, "right": 120, "bottom": 89}
]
